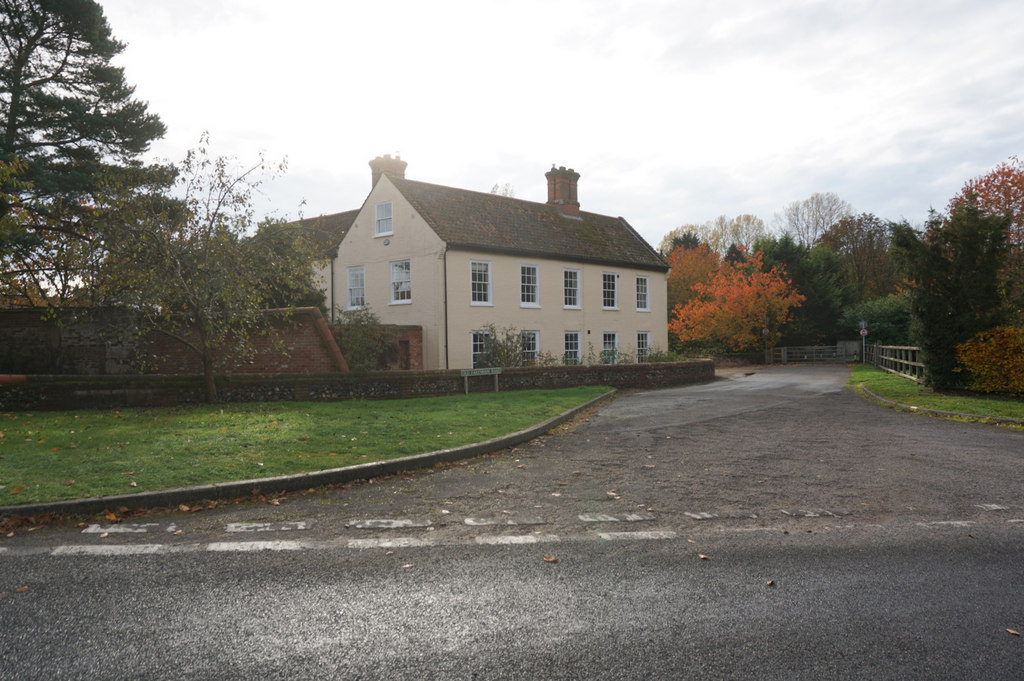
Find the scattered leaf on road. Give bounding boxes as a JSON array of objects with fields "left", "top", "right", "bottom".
[
  {"left": 1008, "top": 629, "right": 1020, "bottom": 636},
  {"left": 766, "top": 580, "right": 775, "bottom": 587},
  {"left": 15, "top": 586, "right": 28, "bottom": 593},
  {"left": 401, "top": 564, "right": 414, "bottom": 569},
  {"left": 178, "top": 505, "right": 190, "bottom": 512},
  {"left": 103, "top": 510, "right": 116, "bottom": 521},
  {"left": 543, "top": 555, "right": 559, "bottom": 563},
  {"left": 698, "top": 554, "right": 709, "bottom": 560}
]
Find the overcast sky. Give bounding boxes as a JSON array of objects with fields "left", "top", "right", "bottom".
[{"left": 99, "top": 0, "right": 1024, "bottom": 248}]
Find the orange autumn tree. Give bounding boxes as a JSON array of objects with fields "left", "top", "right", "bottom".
[
  {"left": 669, "top": 249, "right": 805, "bottom": 351},
  {"left": 665, "top": 241, "right": 721, "bottom": 312}
]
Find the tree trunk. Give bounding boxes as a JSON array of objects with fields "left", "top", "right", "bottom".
[{"left": 198, "top": 324, "right": 219, "bottom": 402}]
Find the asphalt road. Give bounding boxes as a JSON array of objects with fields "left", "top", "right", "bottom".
[{"left": 1, "top": 365, "right": 1022, "bottom": 680}]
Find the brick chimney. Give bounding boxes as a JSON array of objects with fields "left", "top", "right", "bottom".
[
  {"left": 369, "top": 154, "right": 408, "bottom": 188},
  {"left": 545, "top": 165, "right": 580, "bottom": 216}
]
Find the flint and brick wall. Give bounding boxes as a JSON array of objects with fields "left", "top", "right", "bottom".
[{"left": 0, "top": 361, "right": 714, "bottom": 411}]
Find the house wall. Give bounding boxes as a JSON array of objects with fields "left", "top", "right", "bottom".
[
  {"left": 322, "top": 176, "right": 670, "bottom": 371},
  {"left": 445, "top": 250, "right": 668, "bottom": 368},
  {"left": 326, "top": 176, "right": 449, "bottom": 369}
]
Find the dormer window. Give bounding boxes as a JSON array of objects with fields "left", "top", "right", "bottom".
[{"left": 375, "top": 201, "right": 393, "bottom": 236}]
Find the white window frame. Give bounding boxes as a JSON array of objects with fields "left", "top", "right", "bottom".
[
  {"left": 520, "top": 264, "right": 540, "bottom": 308},
  {"left": 636, "top": 275, "right": 650, "bottom": 312},
  {"left": 564, "top": 331, "right": 581, "bottom": 365},
  {"left": 563, "top": 268, "right": 581, "bottom": 309},
  {"left": 602, "top": 332, "right": 618, "bottom": 364},
  {"left": 602, "top": 272, "right": 618, "bottom": 310},
  {"left": 375, "top": 201, "right": 393, "bottom": 237},
  {"left": 637, "top": 331, "right": 651, "bottom": 363},
  {"left": 471, "top": 330, "right": 492, "bottom": 368},
  {"left": 521, "top": 330, "right": 539, "bottom": 364},
  {"left": 471, "top": 260, "right": 492, "bottom": 306},
  {"left": 346, "top": 265, "right": 365, "bottom": 310},
  {"left": 390, "top": 259, "right": 411, "bottom": 304}
]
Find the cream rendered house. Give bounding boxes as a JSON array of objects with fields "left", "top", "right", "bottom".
[{"left": 314, "top": 155, "right": 669, "bottom": 370}]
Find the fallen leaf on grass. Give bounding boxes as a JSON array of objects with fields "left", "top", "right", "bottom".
[
  {"left": 9, "top": 486, "right": 23, "bottom": 495},
  {"left": 129, "top": 481, "right": 137, "bottom": 488},
  {"left": 543, "top": 555, "right": 559, "bottom": 563},
  {"left": 64, "top": 480, "right": 75, "bottom": 486}
]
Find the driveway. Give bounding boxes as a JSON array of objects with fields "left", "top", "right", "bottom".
[{"left": 15, "top": 363, "right": 1014, "bottom": 546}]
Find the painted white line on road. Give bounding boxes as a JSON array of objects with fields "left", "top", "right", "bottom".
[
  {"left": 206, "top": 540, "right": 321, "bottom": 552},
  {"left": 597, "top": 531, "right": 677, "bottom": 541},
  {"left": 350, "top": 519, "right": 432, "bottom": 529},
  {"left": 464, "top": 517, "right": 545, "bottom": 526},
  {"left": 684, "top": 512, "right": 718, "bottom": 520},
  {"left": 225, "top": 522, "right": 308, "bottom": 533},
  {"left": 579, "top": 513, "right": 655, "bottom": 522},
  {"left": 917, "top": 521, "right": 975, "bottom": 528},
  {"left": 347, "top": 537, "right": 435, "bottom": 549},
  {"left": 81, "top": 523, "right": 161, "bottom": 534},
  {"left": 976, "top": 504, "right": 1008, "bottom": 511},
  {"left": 53, "top": 544, "right": 186, "bottom": 556},
  {"left": 474, "top": 534, "right": 560, "bottom": 545}
]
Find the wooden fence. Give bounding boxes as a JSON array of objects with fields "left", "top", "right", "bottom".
[{"left": 865, "top": 344, "right": 926, "bottom": 382}]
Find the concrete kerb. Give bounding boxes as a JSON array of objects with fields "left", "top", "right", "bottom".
[
  {"left": 0, "top": 390, "right": 617, "bottom": 519},
  {"left": 858, "top": 383, "right": 1024, "bottom": 427}
]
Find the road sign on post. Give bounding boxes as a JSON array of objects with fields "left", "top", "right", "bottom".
[
  {"left": 460, "top": 367, "right": 502, "bottom": 394},
  {"left": 860, "top": 327, "right": 868, "bottom": 362}
]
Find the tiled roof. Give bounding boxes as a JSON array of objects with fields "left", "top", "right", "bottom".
[
  {"left": 295, "top": 209, "right": 359, "bottom": 257},
  {"left": 391, "top": 178, "right": 668, "bottom": 271}
]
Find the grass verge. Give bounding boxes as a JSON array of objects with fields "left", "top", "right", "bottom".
[
  {"left": 0, "top": 386, "right": 611, "bottom": 505},
  {"left": 850, "top": 364, "right": 1023, "bottom": 426}
]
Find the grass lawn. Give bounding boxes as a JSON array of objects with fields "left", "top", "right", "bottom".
[
  {"left": 0, "top": 386, "right": 610, "bottom": 505},
  {"left": 849, "top": 364, "right": 1024, "bottom": 425}
]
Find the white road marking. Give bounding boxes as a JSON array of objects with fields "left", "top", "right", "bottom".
[
  {"left": 225, "top": 522, "right": 308, "bottom": 533},
  {"left": 597, "top": 531, "right": 677, "bottom": 541},
  {"left": 350, "top": 519, "right": 432, "bottom": 529},
  {"left": 579, "top": 513, "right": 655, "bottom": 522},
  {"left": 976, "top": 504, "right": 1008, "bottom": 511},
  {"left": 464, "top": 517, "right": 545, "bottom": 526},
  {"left": 347, "top": 537, "right": 435, "bottom": 549},
  {"left": 81, "top": 523, "right": 161, "bottom": 534},
  {"left": 53, "top": 544, "right": 184, "bottom": 556},
  {"left": 917, "top": 521, "right": 975, "bottom": 528},
  {"left": 684, "top": 512, "right": 718, "bottom": 520},
  {"left": 206, "top": 540, "right": 320, "bottom": 552},
  {"left": 474, "top": 534, "right": 560, "bottom": 545}
]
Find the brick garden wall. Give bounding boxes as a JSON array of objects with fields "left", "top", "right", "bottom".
[
  {"left": 0, "top": 360, "right": 714, "bottom": 411},
  {"left": 0, "top": 307, "right": 346, "bottom": 376}
]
